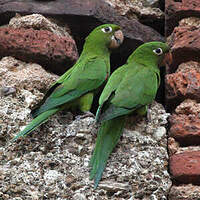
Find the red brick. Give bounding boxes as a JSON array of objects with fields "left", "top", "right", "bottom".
[
  {"left": 167, "top": 27, "right": 200, "bottom": 73},
  {"left": 166, "top": 0, "right": 200, "bottom": 35},
  {"left": 169, "top": 100, "right": 200, "bottom": 145},
  {"left": 170, "top": 151, "right": 200, "bottom": 184},
  {"left": 0, "top": 0, "right": 164, "bottom": 70},
  {"left": 176, "top": 61, "right": 200, "bottom": 73},
  {"left": 165, "top": 70, "right": 200, "bottom": 108},
  {"left": 0, "top": 27, "right": 78, "bottom": 74},
  {"left": 169, "top": 114, "right": 200, "bottom": 146}
]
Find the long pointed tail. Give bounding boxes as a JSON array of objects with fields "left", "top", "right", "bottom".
[
  {"left": 11, "top": 108, "right": 60, "bottom": 142},
  {"left": 89, "top": 116, "right": 126, "bottom": 188}
]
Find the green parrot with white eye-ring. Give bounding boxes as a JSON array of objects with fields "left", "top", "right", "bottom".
[
  {"left": 90, "top": 41, "right": 172, "bottom": 188},
  {"left": 10, "top": 24, "right": 124, "bottom": 142}
]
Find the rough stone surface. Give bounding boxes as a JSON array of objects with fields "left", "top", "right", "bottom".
[
  {"left": 165, "top": 69, "right": 200, "bottom": 109},
  {"left": 0, "top": 56, "right": 58, "bottom": 92},
  {"left": 176, "top": 61, "right": 200, "bottom": 73},
  {"left": 0, "top": 56, "right": 59, "bottom": 143},
  {"left": 9, "top": 13, "right": 72, "bottom": 38},
  {"left": 168, "top": 137, "right": 179, "bottom": 156},
  {"left": 179, "top": 17, "right": 200, "bottom": 28},
  {"left": 169, "top": 99, "right": 200, "bottom": 146},
  {"left": 0, "top": 57, "right": 171, "bottom": 199},
  {"left": 167, "top": 26, "right": 200, "bottom": 73},
  {"left": 175, "top": 99, "right": 200, "bottom": 115},
  {"left": 170, "top": 151, "right": 200, "bottom": 185},
  {"left": 0, "top": 0, "right": 164, "bottom": 41},
  {"left": 105, "top": 0, "right": 163, "bottom": 19},
  {"left": 165, "top": 0, "right": 200, "bottom": 35},
  {"left": 176, "top": 146, "right": 200, "bottom": 154},
  {"left": 165, "top": 0, "right": 200, "bottom": 195},
  {"left": 0, "top": 27, "right": 78, "bottom": 75},
  {"left": 0, "top": 0, "right": 164, "bottom": 69},
  {"left": 169, "top": 184, "right": 200, "bottom": 200},
  {"left": 169, "top": 114, "right": 200, "bottom": 146},
  {"left": 104, "top": 0, "right": 164, "bottom": 34}
]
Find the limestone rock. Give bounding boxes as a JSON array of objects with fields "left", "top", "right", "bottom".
[
  {"left": 179, "top": 17, "right": 200, "bottom": 28},
  {"left": 0, "top": 57, "right": 171, "bottom": 199},
  {"left": 0, "top": 56, "right": 58, "bottom": 145},
  {"left": 105, "top": 0, "right": 164, "bottom": 33},
  {"left": 168, "top": 137, "right": 179, "bottom": 156}
]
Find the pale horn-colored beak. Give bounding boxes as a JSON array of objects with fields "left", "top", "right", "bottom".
[{"left": 109, "top": 30, "right": 124, "bottom": 49}]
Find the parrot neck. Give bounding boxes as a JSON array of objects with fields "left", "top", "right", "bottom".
[
  {"left": 128, "top": 53, "right": 160, "bottom": 72},
  {"left": 82, "top": 39, "right": 111, "bottom": 58}
]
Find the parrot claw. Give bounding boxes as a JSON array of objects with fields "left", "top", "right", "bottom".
[{"left": 75, "top": 111, "right": 95, "bottom": 120}]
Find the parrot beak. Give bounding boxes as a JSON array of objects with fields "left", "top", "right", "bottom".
[
  {"left": 109, "top": 30, "right": 124, "bottom": 49},
  {"left": 161, "top": 51, "right": 173, "bottom": 66}
]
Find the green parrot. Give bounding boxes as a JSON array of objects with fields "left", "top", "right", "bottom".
[
  {"left": 89, "top": 41, "right": 170, "bottom": 188},
  {"left": 11, "top": 24, "right": 124, "bottom": 142}
]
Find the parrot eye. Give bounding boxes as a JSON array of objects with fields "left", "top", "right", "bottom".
[
  {"left": 101, "top": 26, "right": 112, "bottom": 33},
  {"left": 153, "top": 48, "right": 163, "bottom": 55}
]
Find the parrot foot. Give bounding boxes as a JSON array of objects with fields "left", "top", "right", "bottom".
[{"left": 75, "top": 111, "right": 95, "bottom": 120}]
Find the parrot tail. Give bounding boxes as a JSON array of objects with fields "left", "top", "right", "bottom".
[
  {"left": 89, "top": 116, "right": 126, "bottom": 188},
  {"left": 11, "top": 108, "right": 60, "bottom": 142}
]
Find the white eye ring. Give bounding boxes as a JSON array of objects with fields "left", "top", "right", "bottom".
[
  {"left": 101, "top": 26, "right": 112, "bottom": 33},
  {"left": 153, "top": 48, "right": 163, "bottom": 55}
]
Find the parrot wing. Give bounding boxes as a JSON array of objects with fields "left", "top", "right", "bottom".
[
  {"left": 97, "top": 64, "right": 160, "bottom": 122},
  {"left": 31, "top": 65, "right": 76, "bottom": 117},
  {"left": 33, "top": 57, "right": 108, "bottom": 116}
]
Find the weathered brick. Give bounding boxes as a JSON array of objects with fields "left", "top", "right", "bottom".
[
  {"left": 167, "top": 26, "right": 200, "bottom": 73},
  {"left": 0, "top": 0, "right": 164, "bottom": 70},
  {"left": 166, "top": 0, "right": 200, "bottom": 35},
  {"left": 170, "top": 151, "right": 200, "bottom": 184},
  {"left": 169, "top": 114, "right": 200, "bottom": 146},
  {"left": 0, "top": 27, "right": 78, "bottom": 75},
  {"left": 169, "top": 185, "right": 200, "bottom": 200},
  {"left": 169, "top": 99, "right": 200, "bottom": 146},
  {"left": 166, "top": 70, "right": 200, "bottom": 109},
  {"left": 176, "top": 61, "right": 200, "bottom": 73}
]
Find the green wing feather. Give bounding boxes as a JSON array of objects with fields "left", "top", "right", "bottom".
[
  {"left": 98, "top": 64, "right": 159, "bottom": 123},
  {"left": 33, "top": 57, "right": 108, "bottom": 116},
  {"left": 12, "top": 57, "right": 108, "bottom": 142},
  {"left": 12, "top": 108, "right": 60, "bottom": 142},
  {"left": 32, "top": 65, "right": 76, "bottom": 117},
  {"left": 96, "top": 65, "right": 127, "bottom": 122}
]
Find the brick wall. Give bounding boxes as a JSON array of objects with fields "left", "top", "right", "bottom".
[{"left": 166, "top": 0, "right": 200, "bottom": 199}]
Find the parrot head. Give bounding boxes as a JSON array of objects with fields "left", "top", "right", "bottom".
[
  {"left": 85, "top": 24, "right": 124, "bottom": 51},
  {"left": 129, "top": 41, "right": 171, "bottom": 67}
]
